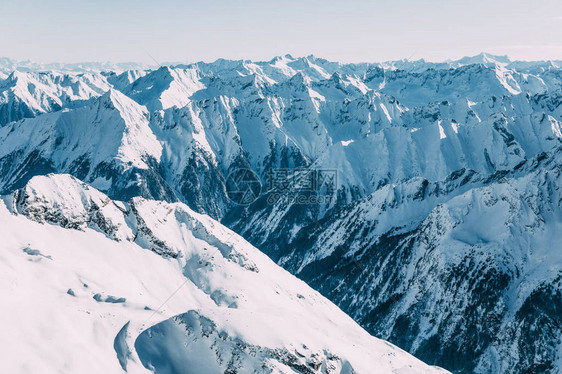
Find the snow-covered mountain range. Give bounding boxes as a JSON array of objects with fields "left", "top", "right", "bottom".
[{"left": 0, "top": 53, "right": 561, "bottom": 373}]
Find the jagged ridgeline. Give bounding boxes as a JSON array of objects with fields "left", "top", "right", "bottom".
[{"left": 0, "top": 53, "right": 561, "bottom": 373}]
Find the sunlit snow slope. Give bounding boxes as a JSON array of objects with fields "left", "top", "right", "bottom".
[{"left": 0, "top": 174, "right": 447, "bottom": 374}]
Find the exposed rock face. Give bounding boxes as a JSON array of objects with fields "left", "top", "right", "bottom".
[{"left": 240, "top": 148, "right": 562, "bottom": 374}]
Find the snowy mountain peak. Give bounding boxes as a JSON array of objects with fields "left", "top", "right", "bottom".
[
  {"left": 5, "top": 174, "right": 133, "bottom": 241},
  {"left": 455, "top": 52, "right": 511, "bottom": 66},
  {"left": 124, "top": 65, "right": 204, "bottom": 111},
  {"left": 5, "top": 69, "right": 26, "bottom": 83},
  {"left": 98, "top": 88, "right": 150, "bottom": 121}
]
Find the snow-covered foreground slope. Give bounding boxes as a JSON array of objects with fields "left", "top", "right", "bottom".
[{"left": 0, "top": 174, "right": 447, "bottom": 374}]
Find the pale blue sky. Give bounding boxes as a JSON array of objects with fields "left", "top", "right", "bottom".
[{"left": 1, "top": 0, "right": 561, "bottom": 63}]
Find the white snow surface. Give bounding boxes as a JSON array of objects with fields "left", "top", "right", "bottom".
[{"left": 0, "top": 174, "right": 447, "bottom": 374}]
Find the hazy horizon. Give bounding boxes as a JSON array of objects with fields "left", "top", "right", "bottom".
[
  {"left": 1, "top": 51, "right": 560, "bottom": 67},
  {"left": 1, "top": 0, "right": 560, "bottom": 64}
]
